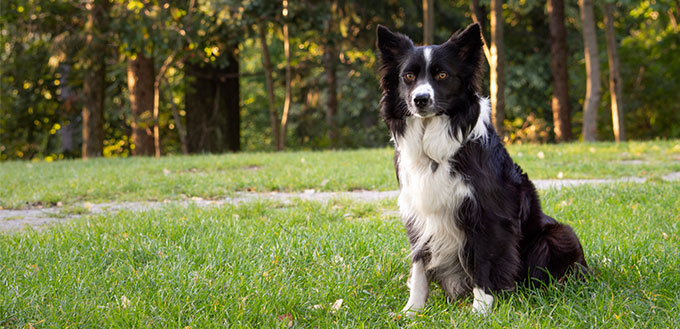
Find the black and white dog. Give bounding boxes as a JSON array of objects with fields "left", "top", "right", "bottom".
[{"left": 376, "top": 23, "right": 588, "bottom": 316}]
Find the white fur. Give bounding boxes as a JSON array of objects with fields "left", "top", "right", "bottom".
[
  {"left": 402, "top": 260, "right": 429, "bottom": 317},
  {"left": 395, "top": 98, "right": 490, "bottom": 312},
  {"left": 470, "top": 97, "right": 491, "bottom": 142},
  {"left": 423, "top": 47, "right": 432, "bottom": 63},
  {"left": 412, "top": 83, "right": 435, "bottom": 107},
  {"left": 396, "top": 115, "right": 469, "bottom": 273},
  {"left": 396, "top": 98, "right": 490, "bottom": 272},
  {"left": 472, "top": 287, "right": 494, "bottom": 315}
]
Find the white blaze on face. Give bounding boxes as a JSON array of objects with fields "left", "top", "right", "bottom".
[
  {"left": 423, "top": 47, "right": 432, "bottom": 63},
  {"left": 409, "top": 47, "right": 435, "bottom": 117}
]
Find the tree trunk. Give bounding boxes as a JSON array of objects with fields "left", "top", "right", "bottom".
[
  {"left": 469, "top": 0, "right": 492, "bottom": 65},
  {"left": 604, "top": 3, "right": 625, "bottom": 142},
  {"left": 81, "top": 0, "right": 108, "bottom": 159},
  {"left": 580, "top": 0, "right": 601, "bottom": 142},
  {"left": 548, "top": 0, "right": 573, "bottom": 142},
  {"left": 423, "top": 0, "right": 434, "bottom": 44},
  {"left": 490, "top": 0, "right": 505, "bottom": 136},
  {"left": 127, "top": 54, "right": 156, "bottom": 156},
  {"left": 152, "top": 82, "right": 161, "bottom": 157},
  {"left": 324, "top": 0, "right": 339, "bottom": 147},
  {"left": 184, "top": 51, "right": 240, "bottom": 153},
  {"left": 280, "top": 0, "right": 292, "bottom": 150},
  {"left": 257, "top": 22, "right": 281, "bottom": 150}
]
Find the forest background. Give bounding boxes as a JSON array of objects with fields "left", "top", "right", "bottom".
[{"left": 1, "top": 0, "right": 678, "bottom": 161}]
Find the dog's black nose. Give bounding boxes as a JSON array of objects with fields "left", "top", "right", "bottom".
[{"left": 414, "top": 94, "right": 431, "bottom": 108}]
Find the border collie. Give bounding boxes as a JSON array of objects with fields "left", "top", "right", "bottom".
[{"left": 376, "top": 23, "right": 588, "bottom": 316}]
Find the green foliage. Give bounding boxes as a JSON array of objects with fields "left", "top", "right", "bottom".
[
  {"left": 1, "top": 0, "right": 679, "bottom": 160},
  {"left": 0, "top": 0, "right": 82, "bottom": 160},
  {"left": 617, "top": 0, "right": 680, "bottom": 139}
]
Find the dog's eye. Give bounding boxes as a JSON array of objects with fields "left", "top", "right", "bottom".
[
  {"left": 404, "top": 72, "right": 416, "bottom": 81},
  {"left": 436, "top": 72, "right": 448, "bottom": 80}
]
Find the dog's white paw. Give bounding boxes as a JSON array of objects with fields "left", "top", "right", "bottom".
[
  {"left": 472, "top": 287, "right": 493, "bottom": 316},
  {"left": 401, "top": 304, "right": 421, "bottom": 318}
]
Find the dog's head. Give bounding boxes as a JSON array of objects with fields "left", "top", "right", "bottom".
[{"left": 377, "top": 24, "right": 484, "bottom": 123}]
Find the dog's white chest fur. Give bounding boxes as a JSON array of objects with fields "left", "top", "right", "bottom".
[{"left": 395, "top": 116, "right": 471, "bottom": 271}]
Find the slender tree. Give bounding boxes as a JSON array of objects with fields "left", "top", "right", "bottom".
[
  {"left": 258, "top": 22, "right": 282, "bottom": 150},
  {"left": 81, "top": 0, "right": 109, "bottom": 159},
  {"left": 604, "top": 2, "right": 625, "bottom": 142},
  {"left": 280, "top": 0, "right": 292, "bottom": 150},
  {"left": 423, "top": 0, "right": 434, "bottom": 44},
  {"left": 489, "top": 0, "right": 505, "bottom": 136},
  {"left": 548, "top": 0, "right": 573, "bottom": 142},
  {"left": 580, "top": 0, "right": 601, "bottom": 142}
]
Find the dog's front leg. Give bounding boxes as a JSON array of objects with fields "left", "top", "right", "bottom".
[
  {"left": 402, "top": 259, "right": 429, "bottom": 317},
  {"left": 466, "top": 215, "right": 521, "bottom": 315}
]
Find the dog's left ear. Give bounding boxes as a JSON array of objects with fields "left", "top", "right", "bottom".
[{"left": 445, "top": 23, "right": 484, "bottom": 64}]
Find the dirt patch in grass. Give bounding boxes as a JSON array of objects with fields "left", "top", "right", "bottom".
[{"left": 2, "top": 173, "right": 678, "bottom": 233}]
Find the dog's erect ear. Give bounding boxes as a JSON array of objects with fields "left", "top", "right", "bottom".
[
  {"left": 376, "top": 25, "right": 414, "bottom": 62},
  {"left": 445, "top": 23, "right": 484, "bottom": 64}
]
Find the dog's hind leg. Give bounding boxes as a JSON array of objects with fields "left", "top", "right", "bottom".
[
  {"left": 402, "top": 260, "right": 429, "bottom": 317},
  {"left": 524, "top": 218, "right": 588, "bottom": 286}
]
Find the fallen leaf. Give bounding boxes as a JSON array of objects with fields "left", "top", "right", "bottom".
[
  {"left": 163, "top": 168, "right": 171, "bottom": 175},
  {"left": 277, "top": 313, "right": 293, "bottom": 321},
  {"left": 330, "top": 298, "right": 343, "bottom": 313},
  {"left": 120, "top": 295, "right": 131, "bottom": 309},
  {"left": 321, "top": 179, "right": 330, "bottom": 187}
]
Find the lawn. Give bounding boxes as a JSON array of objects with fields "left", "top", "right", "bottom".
[
  {"left": 1, "top": 183, "right": 679, "bottom": 328},
  {"left": 0, "top": 140, "right": 679, "bottom": 209},
  {"left": 1, "top": 141, "right": 679, "bottom": 327}
]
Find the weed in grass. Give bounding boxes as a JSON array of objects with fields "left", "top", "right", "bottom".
[
  {"left": 49, "top": 205, "right": 90, "bottom": 218},
  {"left": 1, "top": 215, "right": 24, "bottom": 221}
]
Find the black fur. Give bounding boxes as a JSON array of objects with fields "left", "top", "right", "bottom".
[{"left": 377, "top": 23, "right": 588, "bottom": 298}]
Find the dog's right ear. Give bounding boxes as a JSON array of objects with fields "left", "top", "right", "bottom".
[{"left": 376, "top": 25, "right": 413, "bottom": 62}]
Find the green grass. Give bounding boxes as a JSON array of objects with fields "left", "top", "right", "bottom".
[
  {"left": 48, "top": 205, "right": 90, "bottom": 219},
  {"left": 0, "top": 140, "right": 679, "bottom": 209},
  {"left": 1, "top": 182, "right": 679, "bottom": 328}
]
